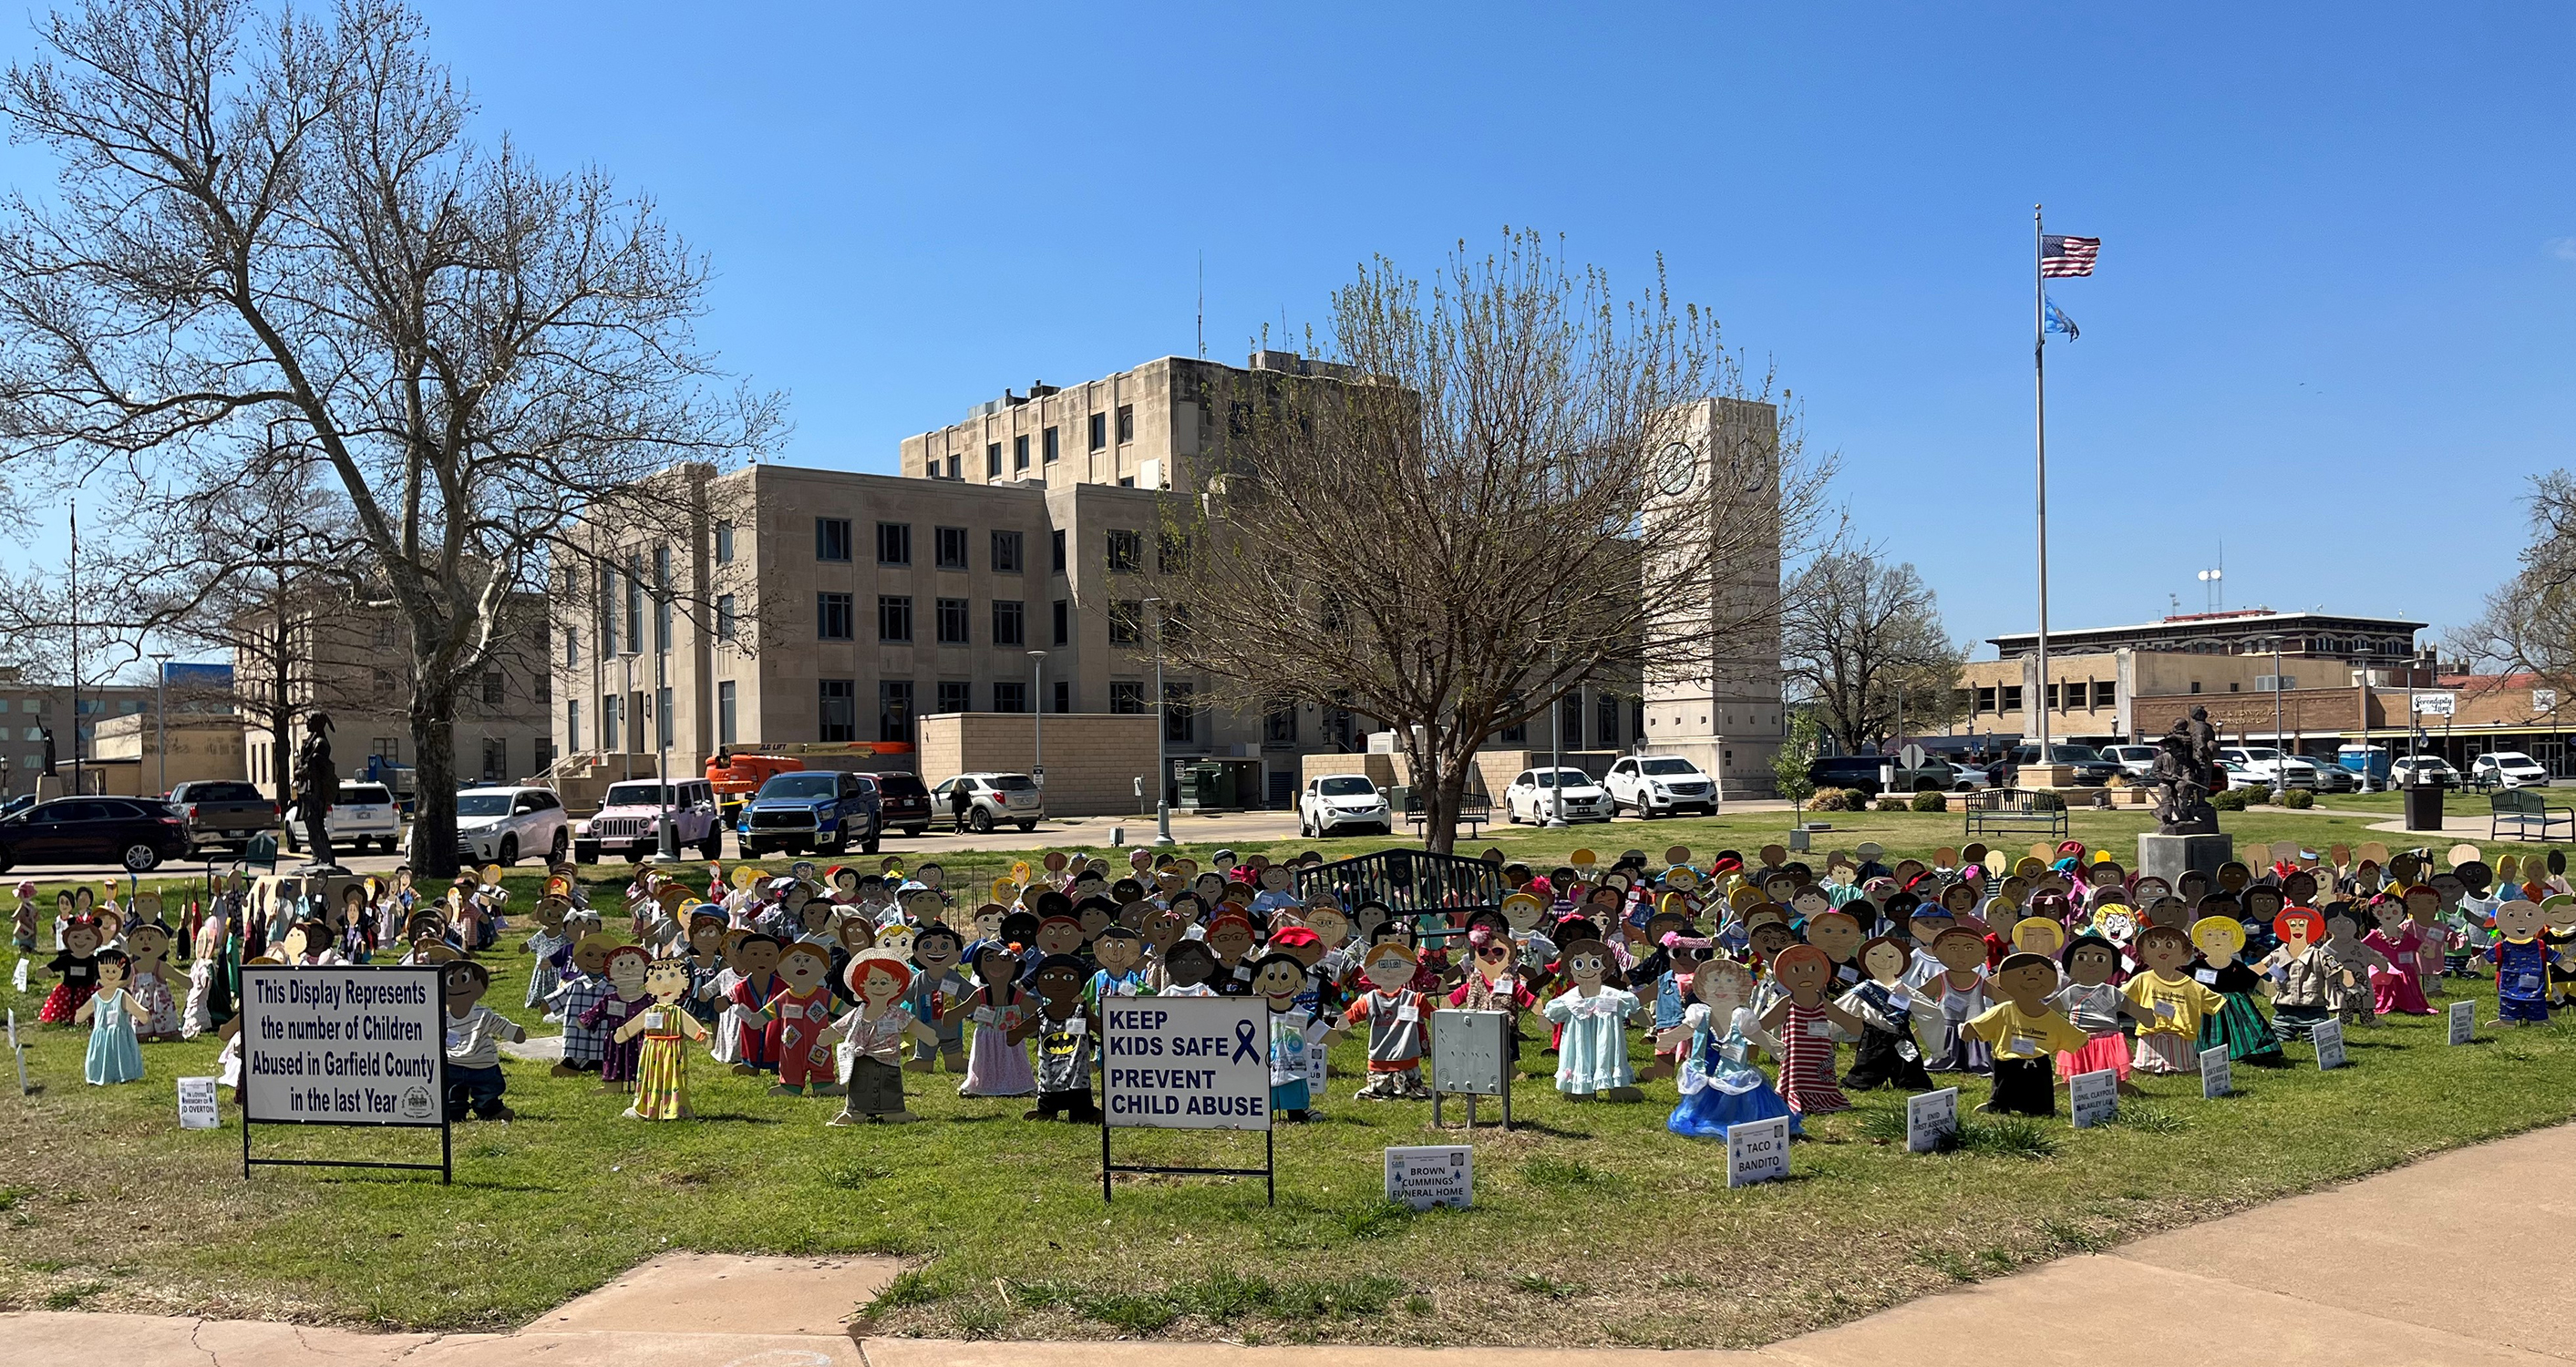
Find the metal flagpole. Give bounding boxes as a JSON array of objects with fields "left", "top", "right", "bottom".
[{"left": 2033, "top": 206, "right": 2052, "bottom": 768}]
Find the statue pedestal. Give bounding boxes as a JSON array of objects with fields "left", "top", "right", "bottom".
[{"left": 2138, "top": 832, "right": 2233, "bottom": 888}]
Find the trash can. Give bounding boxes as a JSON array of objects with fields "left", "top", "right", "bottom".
[{"left": 2404, "top": 780, "right": 2445, "bottom": 832}]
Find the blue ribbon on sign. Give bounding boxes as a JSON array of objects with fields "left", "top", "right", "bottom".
[{"left": 1232, "top": 1017, "right": 1260, "bottom": 1064}]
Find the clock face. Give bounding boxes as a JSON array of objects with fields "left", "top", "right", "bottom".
[{"left": 1656, "top": 441, "right": 1698, "bottom": 497}]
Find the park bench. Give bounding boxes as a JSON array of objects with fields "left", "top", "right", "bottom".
[
  {"left": 1405, "top": 791, "right": 1492, "bottom": 838},
  {"left": 1962, "top": 787, "right": 2069, "bottom": 841},
  {"left": 2489, "top": 788, "right": 2574, "bottom": 842}
]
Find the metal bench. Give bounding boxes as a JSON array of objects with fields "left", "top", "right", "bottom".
[
  {"left": 1404, "top": 791, "right": 1493, "bottom": 838},
  {"left": 2489, "top": 788, "right": 2574, "bottom": 842},
  {"left": 1963, "top": 787, "right": 2069, "bottom": 841}
]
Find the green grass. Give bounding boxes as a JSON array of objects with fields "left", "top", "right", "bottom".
[{"left": 1, "top": 815, "right": 2573, "bottom": 1348}]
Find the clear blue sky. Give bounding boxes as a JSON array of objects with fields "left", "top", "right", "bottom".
[{"left": 3, "top": 2, "right": 2570, "bottom": 660}]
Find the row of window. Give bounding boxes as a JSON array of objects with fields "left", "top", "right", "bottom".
[
  {"left": 810, "top": 519, "right": 1176, "bottom": 576},
  {"left": 965, "top": 406, "right": 1139, "bottom": 479},
  {"left": 1965, "top": 680, "right": 2119, "bottom": 715},
  {"left": 819, "top": 594, "right": 1070, "bottom": 646}
]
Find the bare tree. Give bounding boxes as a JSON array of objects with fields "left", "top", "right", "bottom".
[
  {"left": 1778, "top": 551, "right": 1964, "bottom": 753},
  {"left": 1159, "top": 231, "right": 1831, "bottom": 852},
  {"left": 2447, "top": 470, "right": 2576, "bottom": 686},
  {"left": 0, "top": 0, "right": 776, "bottom": 874}
]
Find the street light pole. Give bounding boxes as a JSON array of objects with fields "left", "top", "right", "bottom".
[
  {"left": 1028, "top": 650, "right": 1048, "bottom": 795},
  {"left": 150, "top": 653, "right": 172, "bottom": 797},
  {"left": 1145, "top": 598, "right": 1174, "bottom": 846},
  {"left": 650, "top": 645, "right": 680, "bottom": 863},
  {"left": 2272, "top": 642, "right": 2287, "bottom": 798},
  {"left": 621, "top": 653, "right": 635, "bottom": 783},
  {"left": 1545, "top": 685, "right": 1568, "bottom": 827}
]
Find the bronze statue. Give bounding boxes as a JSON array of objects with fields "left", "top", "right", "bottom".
[
  {"left": 2152, "top": 704, "right": 2223, "bottom": 836},
  {"left": 294, "top": 712, "right": 341, "bottom": 868}
]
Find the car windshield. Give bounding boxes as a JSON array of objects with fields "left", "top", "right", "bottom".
[
  {"left": 1639, "top": 758, "right": 1700, "bottom": 776},
  {"left": 1318, "top": 776, "right": 1375, "bottom": 797},
  {"left": 339, "top": 785, "right": 392, "bottom": 805},
  {"left": 603, "top": 783, "right": 678, "bottom": 807},
  {"left": 2490, "top": 753, "right": 2535, "bottom": 766},
  {"left": 2041, "top": 745, "right": 2102, "bottom": 762},
  {"left": 987, "top": 775, "right": 1038, "bottom": 792},
  {"left": 1530, "top": 769, "right": 1591, "bottom": 787},
  {"left": 759, "top": 774, "right": 842, "bottom": 799},
  {"left": 456, "top": 793, "right": 514, "bottom": 817}
]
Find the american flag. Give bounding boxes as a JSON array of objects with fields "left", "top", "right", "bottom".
[{"left": 2041, "top": 234, "right": 2099, "bottom": 277}]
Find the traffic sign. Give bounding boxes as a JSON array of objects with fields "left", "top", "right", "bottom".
[{"left": 1899, "top": 744, "right": 1927, "bottom": 770}]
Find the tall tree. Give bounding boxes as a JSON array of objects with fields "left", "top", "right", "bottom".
[
  {"left": 1778, "top": 551, "right": 1964, "bottom": 753},
  {"left": 1159, "top": 231, "right": 1831, "bottom": 852},
  {"left": 2447, "top": 470, "right": 2576, "bottom": 685},
  {"left": 0, "top": 0, "right": 775, "bottom": 874}
]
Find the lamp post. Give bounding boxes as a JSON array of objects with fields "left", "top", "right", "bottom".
[
  {"left": 1144, "top": 597, "right": 1174, "bottom": 846},
  {"left": 150, "top": 653, "right": 172, "bottom": 797},
  {"left": 1545, "top": 686, "right": 1569, "bottom": 827},
  {"left": 649, "top": 645, "right": 681, "bottom": 864},
  {"left": 1028, "top": 650, "right": 1048, "bottom": 795},
  {"left": 620, "top": 652, "right": 636, "bottom": 783},
  {"left": 2272, "top": 642, "right": 2287, "bottom": 799}
]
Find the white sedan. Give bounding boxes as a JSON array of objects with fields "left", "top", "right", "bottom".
[
  {"left": 1504, "top": 766, "right": 1613, "bottom": 824},
  {"left": 1947, "top": 762, "right": 1993, "bottom": 792}
]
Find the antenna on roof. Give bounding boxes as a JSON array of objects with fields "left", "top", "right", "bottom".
[
  {"left": 1197, "top": 251, "right": 1205, "bottom": 360},
  {"left": 2197, "top": 542, "right": 2223, "bottom": 612}
]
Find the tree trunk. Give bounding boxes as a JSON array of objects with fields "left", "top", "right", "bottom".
[
  {"left": 268, "top": 698, "right": 296, "bottom": 814},
  {"left": 411, "top": 681, "right": 459, "bottom": 880}
]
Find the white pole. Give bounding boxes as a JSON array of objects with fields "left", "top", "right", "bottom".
[
  {"left": 2033, "top": 205, "right": 2053, "bottom": 777},
  {"left": 1546, "top": 682, "right": 1567, "bottom": 827},
  {"left": 151, "top": 654, "right": 171, "bottom": 797},
  {"left": 1148, "top": 599, "right": 1174, "bottom": 846},
  {"left": 1029, "top": 650, "right": 1047, "bottom": 792}
]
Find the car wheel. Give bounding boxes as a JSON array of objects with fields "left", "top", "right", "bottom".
[
  {"left": 550, "top": 827, "right": 571, "bottom": 863},
  {"left": 121, "top": 842, "right": 161, "bottom": 873},
  {"left": 699, "top": 833, "right": 724, "bottom": 860},
  {"left": 498, "top": 835, "right": 520, "bottom": 867},
  {"left": 1015, "top": 820, "right": 1036, "bottom": 832},
  {"left": 969, "top": 808, "right": 994, "bottom": 834}
]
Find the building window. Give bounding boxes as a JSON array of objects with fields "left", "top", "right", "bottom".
[
  {"left": 482, "top": 670, "right": 504, "bottom": 706},
  {"left": 372, "top": 736, "right": 402, "bottom": 764},
  {"left": 877, "top": 595, "right": 913, "bottom": 643},
  {"left": 993, "top": 681, "right": 1027, "bottom": 714},
  {"left": 567, "top": 699, "right": 581, "bottom": 751},
  {"left": 2001, "top": 685, "right": 2024, "bottom": 712},
  {"left": 534, "top": 738, "right": 554, "bottom": 774},
  {"left": 657, "top": 685, "right": 674, "bottom": 748},
  {"left": 1052, "top": 681, "right": 1070, "bottom": 714},
  {"left": 878, "top": 680, "right": 913, "bottom": 743},
  {"left": 1558, "top": 694, "right": 1584, "bottom": 746},
  {"left": 717, "top": 681, "right": 737, "bottom": 746},
  {"left": 819, "top": 679, "right": 855, "bottom": 743},
  {"left": 1050, "top": 529, "right": 1066, "bottom": 573},
  {"left": 1110, "top": 682, "right": 1146, "bottom": 714},
  {"left": 1117, "top": 404, "right": 1134, "bottom": 442},
  {"left": 992, "top": 599, "right": 1025, "bottom": 646},
  {"left": 1109, "top": 600, "right": 1144, "bottom": 646},
  {"left": 1013, "top": 434, "right": 1030, "bottom": 470},
  {"left": 1499, "top": 712, "right": 1527, "bottom": 745},
  {"left": 877, "top": 521, "right": 912, "bottom": 566},
  {"left": 2043, "top": 683, "right": 2059, "bottom": 712},
  {"left": 991, "top": 529, "right": 1023, "bottom": 573},
  {"left": 1088, "top": 413, "right": 1107, "bottom": 450},
  {"left": 1043, "top": 426, "right": 1059, "bottom": 464},
  {"left": 1157, "top": 531, "right": 1189, "bottom": 572},
  {"left": 716, "top": 594, "right": 737, "bottom": 642},
  {"left": 935, "top": 597, "right": 969, "bottom": 645},
  {"left": 936, "top": 681, "right": 971, "bottom": 715},
  {"left": 985, "top": 442, "right": 1002, "bottom": 478},
  {"left": 817, "top": 518, "right": 852, "bottom": 562},
  {"left": 935, "top": 526, "right": 968, "bottom": 570},
  {"left": 565, "top": 627, "right": 580, "bottom": 668},
  {"left": 2189, "top": 681, "right": 2202, "bottom": 694},
  {"left": 1263, "top": 700, "right": 1298, "bottom": 745},
  {"left": 1107, "top": 529, "right": 1142, "bottom": 572},
  {"left": 1975, "top": 685, "right": 1997, "bottom": 714},
  {"left": 1052, "top": 599, "right": 1068, "bottom": 646},
  {"left": 601, "top": 694, "right": 622, "bottom": 752},
  {"left": 2092, "top": 680, "right": 2117, "bottom": 709},
  {"left": 819, "top": 591, "right": 854, "bottom": 641},
  {"left": 1162, "top": 682, "right": 1196, "bottom": 744},
  {"left": 598, "top": 564, "right": 617, "bottom": 655},
  {"left": 714, "top": 521, "right": 735, "bottom": 563},
  {"left": 654, "top": 544, "right": 673, "bottom": 652},
  {"left": 479, "top": 738, "right": 506, "bottom": 782},
  {"left": 1632, "top": 700, "right": 1646, "bottom": 741},
  {"left": 625, "top": 551, "right": 644, "bottom": 651},
  {"left": 1596, "top": 693, "right": 1618, "bottom": 746},
  {"left": 943, "top": 454, "right": 960, "bottom": 479}
]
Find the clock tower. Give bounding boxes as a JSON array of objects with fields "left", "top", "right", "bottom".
[{"left": 1638, "top": 396, "right": 1786, "bottom": 796}]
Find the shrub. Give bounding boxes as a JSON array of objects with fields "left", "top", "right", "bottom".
[
  {"left": 1911, "top": 789, "right": 1947, "bottom": 813},
  {"left": 1875, "top": 796, "right": 1909, "bottom": 812},
  {"left": 2279, "top": 788, "right": 2314, "bottom": 809},
  {"left": 2210, "top": 786, "right": 2255, "bottom": 812},
  {"left": 2030, "top": 791, "right": 2066, "bottom": 810},
  {"left": 1809, "top": 786, "right": 1854, "bottom": 812}
]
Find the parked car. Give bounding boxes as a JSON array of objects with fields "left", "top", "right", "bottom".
[
  {"left": 2221, "top": 746, "right": 2298, "bottom": 787},
  {"left": 573, "top": 777, "right": 724, "bottom": 863},
  {"left": 1299, "top": 774, "right": 1392, "bottom": 838},
  {"left": 2390, "top": 755, "right": 2462, "bottom": 788},
  {"left": 0, "top": 797, "right": 189, "bottom": 872},
  {"left": 167, "top": 779, "right": 277, "bottom": 856},
  {"left": 283, "top": 781, "right": 404, "bottom": 856},
  {"left": 2471, "top": 751, "right": 2551, "bottom": 789},
  {"left": 427, "top": 785, "right": 571, "bottom": 867},
  {"left": 2217, "top": 758, "right": 2262, "bottom": 790},
  {"left": 2101, "top": 744, "right": 2159, "bottom": 780},
  {"left": 742, "top": 769, "right": 883, "bottom": 854},
  {"left": 1503, "top": 766, "right": 1613, "bottom": 824},
  {"left": 874, "top": 771, "right": 935, "bottom": 837},
  {"left": 1602, "top": 755, "right": 1718, "bottom": 816},
  {"left": 2004, "top": 744, "right": 2121, "bottom": 786},
  {"left": 1946, "top": 762, "right": 1993, "bottom": 792},
  {"left": 2284, "top": 756, "right": 2356, "bottom": 794},
  {"left": 930, "top": 773, "right": 1044, "bottom": 833}
]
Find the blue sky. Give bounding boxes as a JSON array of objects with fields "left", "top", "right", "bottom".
[{"left": 2, "top": 2, "right": 2569, "bottom": 659}]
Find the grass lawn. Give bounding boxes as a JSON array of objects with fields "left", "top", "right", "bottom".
[{"left": 4, "top": 808, "right": 2574, "bottom": 1350}]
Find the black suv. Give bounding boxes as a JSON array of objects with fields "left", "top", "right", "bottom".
[
  {"left": 874, "top": 772, "right": 934, "bottom": 837},
  {"left": 2004, "top": 744, "right": 2122, "bottom": 786},
  {"left": 1808, "top": 755, "right": 1952, "bottom": 796}
]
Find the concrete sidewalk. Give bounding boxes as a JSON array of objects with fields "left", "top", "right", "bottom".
[{"left": 13, "top": 1123, "right": 2573, "bottom": 1366}]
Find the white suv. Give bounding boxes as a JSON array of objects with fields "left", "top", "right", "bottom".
[
  {"left": 932, "top": 773, "right": 1045, "bottom": 833},
  {"left": 1603, "top": 755, "right": 1717, "bottom": 817},
  {"left": 283, "top": 781, "right": 404, "bottom": 856},
  {"left": 2472, "top": 751, "right": 2551, "bottom": 789},
  {"left": 576, "top": 777, "right": 725, "bottom": 862},
  {"left": 2101, "top": 745, "right": 2159, "bottom": 780},
  {"left": 1504, "top": 766, "right": 1613, "bottom": 824},
  {"left": 431, "top": 786, "right": 571, "bottom": 867},
  {"left": 1299, "top": 775, "right": 1391, "bottom": 838}
]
